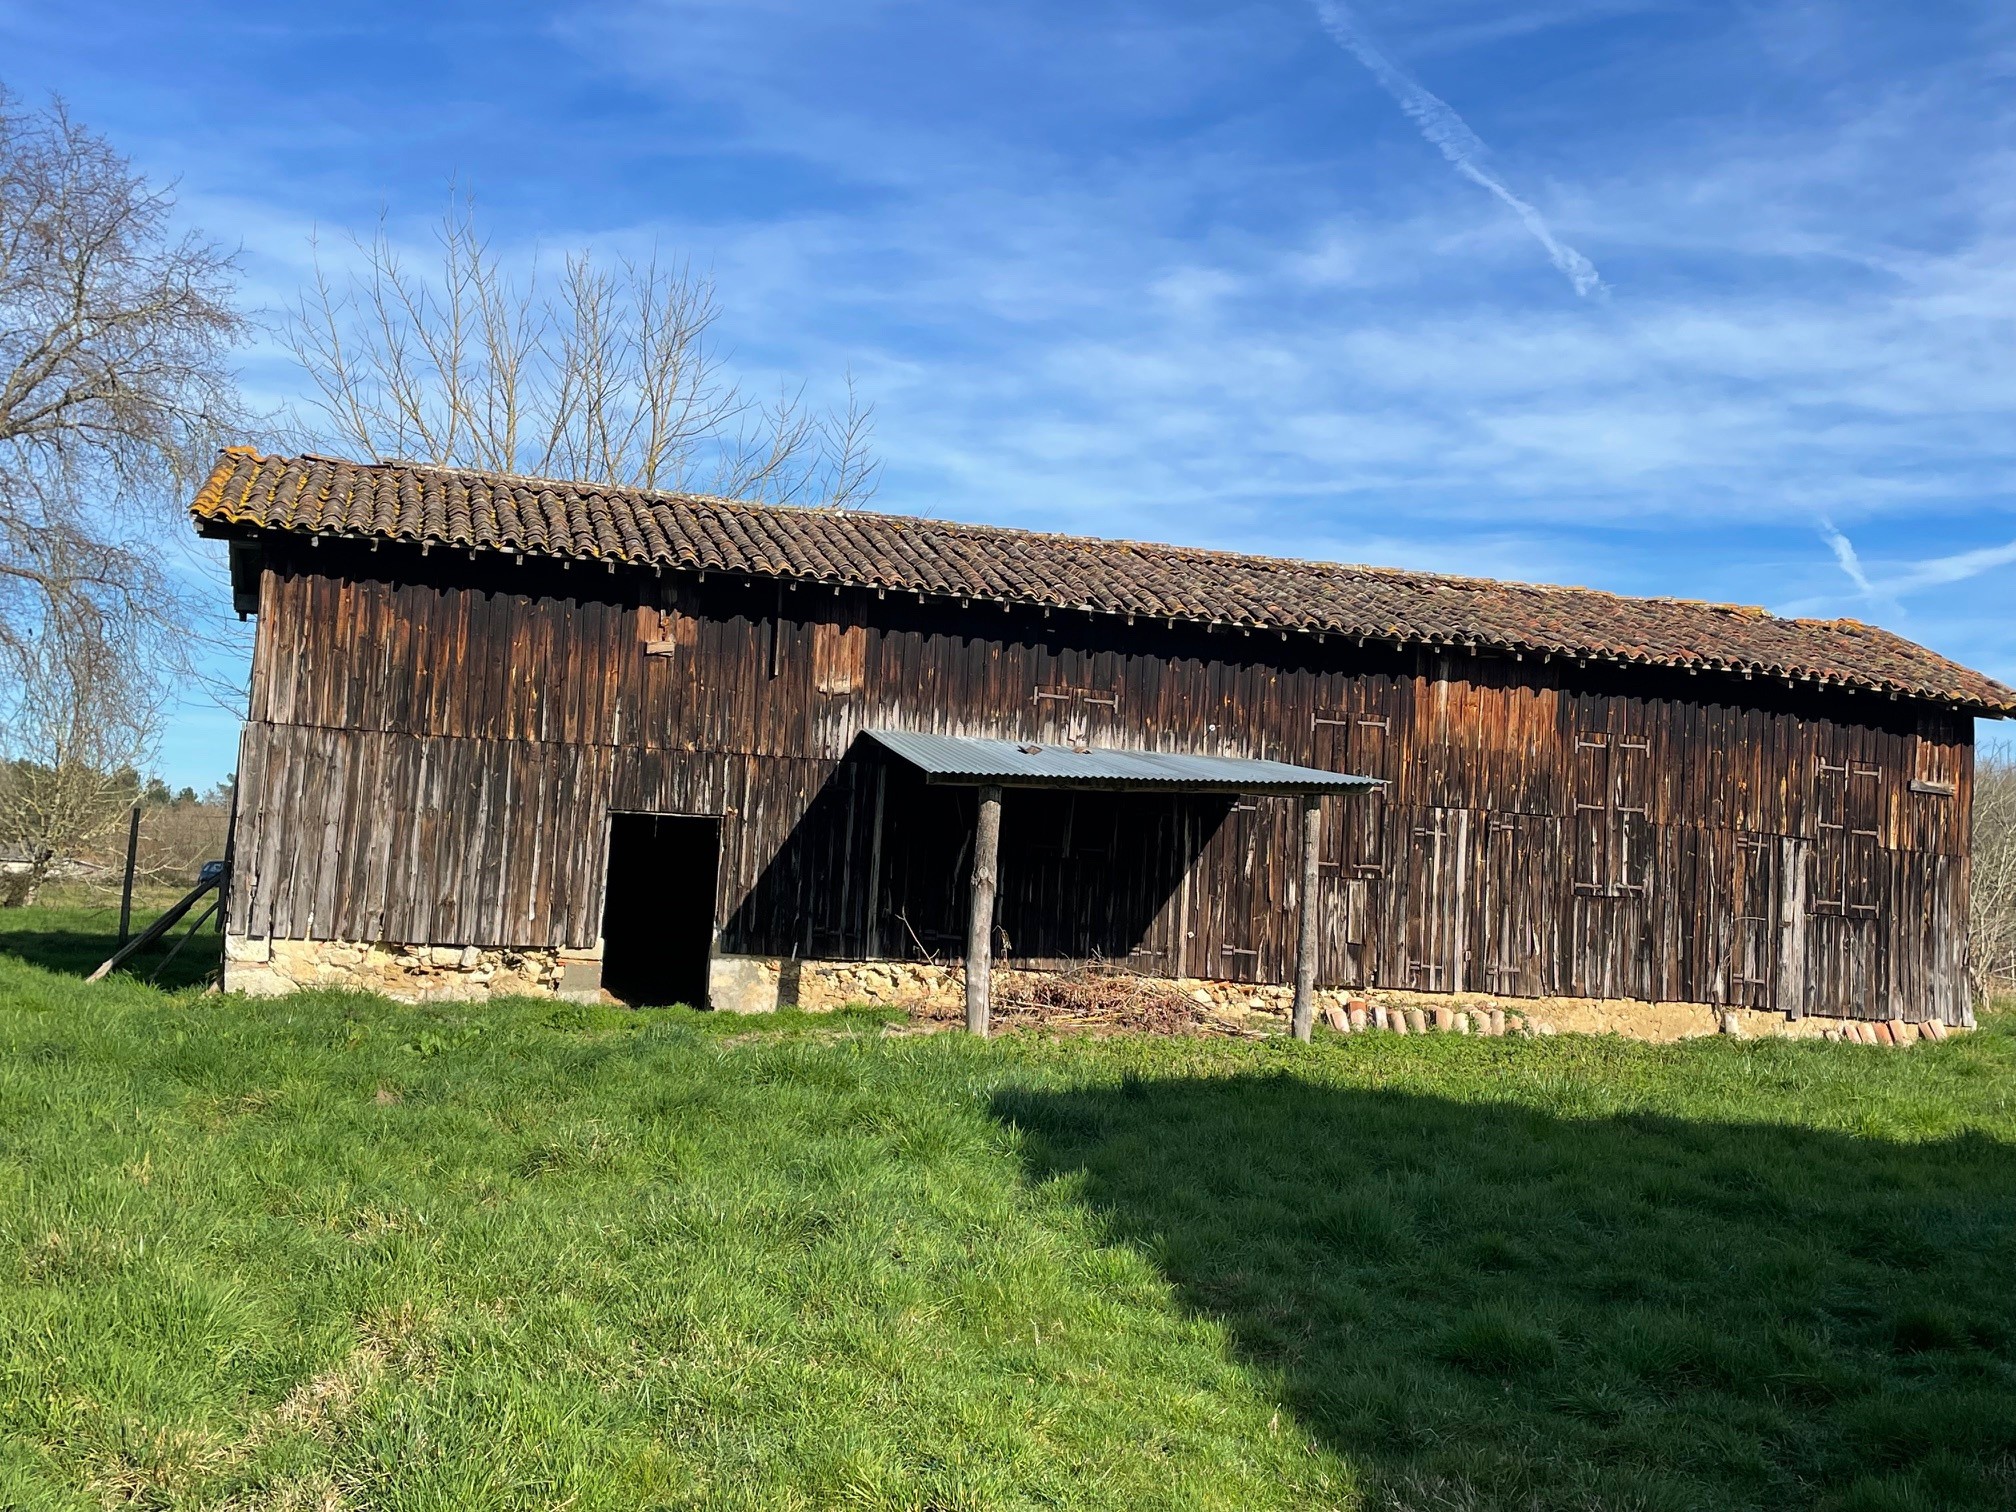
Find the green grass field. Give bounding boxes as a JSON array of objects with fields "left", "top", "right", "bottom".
[{"left": 3, "top": 905, "right": 2015, "bottom": 1510}]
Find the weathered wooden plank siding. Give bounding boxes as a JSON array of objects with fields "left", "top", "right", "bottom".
[{"left": 229, "top": 543, "right": 1976, "bottom": 1020}]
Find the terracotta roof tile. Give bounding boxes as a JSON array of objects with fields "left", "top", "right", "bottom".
[{"left": 189, "top": 448, "right": 2016, "bottom": 714}]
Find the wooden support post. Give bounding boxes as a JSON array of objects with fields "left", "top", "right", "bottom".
[
  {"left": 966, "top": 784, "right": 1003, "bottom": 1037},
  {"left": 117, "top": 804, "right": 141, "bottom": 945},
  {"left": 1292, "top": 792, "right": 1321, "bottom": 1042}
]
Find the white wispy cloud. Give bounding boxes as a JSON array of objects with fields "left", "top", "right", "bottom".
[
  {"left": 1822, "top": 532, "right": 2016, "bottom": 603},
  {"left": 1310, "top": 0, "right": 1607, "bottom": 297},
  {"left": 1888, "top": 537, "right": 2016, "bottom": 593}
]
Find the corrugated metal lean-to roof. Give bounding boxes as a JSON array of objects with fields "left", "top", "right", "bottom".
[{"left": 864, "top": 730, "right": 1383, "bottom": 794}]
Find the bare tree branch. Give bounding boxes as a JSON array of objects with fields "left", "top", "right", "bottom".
[
  {"left": 287, "top": 195, "right": 877, "bottom": 505},
  {"left": 0, "top": 89, "right": 246, "bottom": 501},
  {"left": 1969, "top": 754, "right": 2016, "bottom": 1003}
]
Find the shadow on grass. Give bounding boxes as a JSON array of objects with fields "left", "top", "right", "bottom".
[
  {"left": 0, "top": 906, "right": 221, "bottom": 990},
  {"left": 996, "top": 1072, "right": 2016, "bottom": 1512}
]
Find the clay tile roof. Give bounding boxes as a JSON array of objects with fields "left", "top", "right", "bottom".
[{"left": 190, "top": 448, "right": 2016, "bottom": 715}]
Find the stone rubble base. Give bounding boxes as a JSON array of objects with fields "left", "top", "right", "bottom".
[
  {"left": 708, "top": 956, "right": 1964, "bottom": 1043},
  {"left": 223, "top": 937, "right": 1968, "bottom": 1044},
  {"left": 223, "top": 935, "right": 603, "bottom": 1003}
]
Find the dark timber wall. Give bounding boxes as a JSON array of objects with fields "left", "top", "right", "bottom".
[{"left": 229, "top": 540, "right": 1975, "bottom": 1023}]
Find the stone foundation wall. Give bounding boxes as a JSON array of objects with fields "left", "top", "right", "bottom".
[
  {"left": 707, "top": 954, "right": 1970, "bottom": 1043},
  {"left": 223, "top": 935, "right": 603, "bottom": 1003},
  {"left": 223, "top": 936, "right": 1968, "bottom": 1043}
]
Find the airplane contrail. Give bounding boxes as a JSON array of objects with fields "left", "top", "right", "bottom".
[
  {"left": 1311, "top": 1, "right": 1607, "bottom": 298},
  {"left": 1817, "top": 517, "right": 1877, "bottom": 600}
]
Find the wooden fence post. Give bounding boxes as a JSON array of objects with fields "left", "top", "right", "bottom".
[
  {"left": 966, "top": 784, "right": 1003, "bottom": 1037},
  {"left": 1292, "top": 792, "right": 1321, "bottom": 1042},
  {"left": 117, "top": 804, "right": 141, "bottom": 945}
]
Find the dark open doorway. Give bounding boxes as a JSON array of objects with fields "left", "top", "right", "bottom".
[{"left": 600, "top": 813, "right": 720, "bottom": 1007}]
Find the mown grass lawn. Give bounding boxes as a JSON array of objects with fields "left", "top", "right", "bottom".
[{"left": 3, "top": 907, "right": 2015, "bottom": 1510}]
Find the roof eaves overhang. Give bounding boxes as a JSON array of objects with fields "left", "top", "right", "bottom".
[{"left": 190, "top": 468, "right": 2016, "bottom": 719}]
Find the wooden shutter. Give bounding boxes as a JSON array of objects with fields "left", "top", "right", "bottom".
[
  {"left": 1339, "top": 715, "right": 1390, "bottom": 877},
  {"left": 1810, "top": 758, "right": 1882, "bottom": 916},
  {"left": 1572, "top": 733, "right": 1610, "bottom": 893},
  {"left": 1811, "top": 758, "right": 1846, "bottom": 914},
  {"left": 1314, "top": 711, "right": 1391, "bottom": 877},
  {"left": 1844, "top": 762, "right": 1881, "bottom": 916},
  {"left": 1728, "top": 832, "right": 1774, "bottom": 1004},
  {"left": 1612, "top": 735, "right": 1653, "bottom": 895},
  {"left": 1912, "top": 716, "right": 1959, "bottom": 795},
  {"left": 812, "top": 620, "right": 866, "bottom": 696}
]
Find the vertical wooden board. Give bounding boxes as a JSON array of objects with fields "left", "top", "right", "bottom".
[
  {"left": 245, "top": 567, "right": 276, "bottom": 726},
  {"left": 278, "top": 723, "right": 320, "bottom": 938},
  {"left": 229, "top": 723, "right": 272, "bottom": 937},
  {"left": 1775, "top": 835, "right": 1811, "bottom": 1014},
  {"left": 259, "top": 567, "right": 298, "bottom": 726},
  {"left": 576, "top": 593, "right": 612, "bottom": 745},
  {"left": 470, "top": 737, "right": 510, "bottom": 944},
  {"left": 565, "top": 744, "right": 608, "bottom": 948},
  {"left": 1645, "top": 823, "right": 1686, "bottom": 1003},
  {"left": 251, "top": 724, "right": 288, "bottom": 936},
  {"left": 472, "top": 739, "right": 510, "bottom": 943},
  {"left": 1204, "top": 795, "right": 1264, "bottom": 981},
  {"left": 1612, "top": 729, "right": 1654, "bottom": 898},
  {"left": 329, "top": 727, "right": 373, "bottom": 941},
  {"left": 379, "top": 731, "right": 423, "bottom": 944},
  {"left": 490, "top": 588, "right": 523, "bottom": 742},
  {"left": 1475, "top": 811, "right": 1555, "bottom": 998},
  {"left": 1394, "top": 806, "right": 1470, "bottom": 993},
  {"left": 328, "top": 574, "right": 359, "bottom": 731},
  {"left": 1567, "top": 889, "right": 1630, "bottom": 1001},
  {"left": 1927, "top": 852, "right": 1966, "bottom": 1023},
  {"left": 345, "top": 729, "right": 395, "bottom": 941},
  {"left": 1720, "top": 830, "right": 1777, "bottom": 1007}
]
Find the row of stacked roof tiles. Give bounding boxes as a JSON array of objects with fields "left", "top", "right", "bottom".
[{"left": 190, "top": 448, "right": 2016, "bottom": 714}]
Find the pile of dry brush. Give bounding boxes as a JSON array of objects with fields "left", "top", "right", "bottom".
[{"left": 913, "top": 965, "right": 1260, "bottom": 1037}]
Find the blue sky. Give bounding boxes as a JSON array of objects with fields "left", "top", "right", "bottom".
[{"left": 8, "top": 0, "right": 2016, "bottom": 787}]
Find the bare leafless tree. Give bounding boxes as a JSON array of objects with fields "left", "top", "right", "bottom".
[
  {"left": 1969, "top": 754, "right": 2016, "bottom": 1002},
  {"left": 0, "top": 88, "right": 246, "bottom": 884},
  {"left": 289, "top": 198, "right": 880, "bottom": 506},
  {"left": 0, "top": 87, "right": 247, "bottom": 667},
  {"left": 128, "top": 791, "right": 231, "bottom": 889},
  {"left": 0, "top": 527, "right": 165, "bottom": 905}
]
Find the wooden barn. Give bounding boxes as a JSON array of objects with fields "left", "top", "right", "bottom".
[{"left": 192, "top": 448, "right": 2014, "bottom": 1031}]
